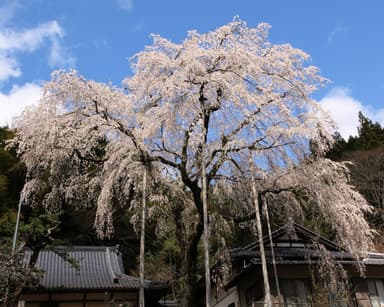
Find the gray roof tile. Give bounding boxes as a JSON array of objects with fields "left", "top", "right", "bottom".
[{"left": 26, "top": 246, "right": 148, "bottom": 290}]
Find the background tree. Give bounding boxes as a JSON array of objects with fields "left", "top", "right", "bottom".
[
  {"left": 327, "top": 112, "right": 384, "bottom": 157},
  {"left": 351, "top": 112, "right": 384, "bottom": 150},
  {"left": 13, "top": 19, "right": 373, "bottom": 306},
  {"left": 0, "top": 127, "right": 25, "bottom": 216},
  {"left": 343, "top": 149, "right": 384, "bottom": 212},
  {"left": 326, "top": 113, "right": 384, "bottom": 248}
]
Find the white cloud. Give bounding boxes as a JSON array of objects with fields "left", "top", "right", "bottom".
[
  {"left": 0, "top": 54, "right": 20, "bottom": 80},
  {"left": 116, "top": 0, "right": 133, "bottom": 11},
  {"left": 48, "top": 36, "right": 76, "bottom": 68},
  {"left": 0, "top": 83, "right": 42, "bottom": 127},
  {"left": 327, "top": 23, "right": 346, "bottom": 44},
  {"left": 0, "top": 1, "right": 75, "bottom": 82},
  {"left": 318, "top": 87, "right": 384, "bottom": 139},
  {"left": 0, "top": 21, "right": 63, "bottom": 52},
  {"left": 0, "top": 2, "right": 75, "bottom": 128},
  {"left": 0, "top": 20, "right": 75, "bottom": 82}
]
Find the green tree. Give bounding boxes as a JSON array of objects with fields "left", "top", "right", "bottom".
[
  {"left": 0, "top": 127, "right": 25, "bottom": 214},
  {"left": 328, "top": 112, "right": 384, "bottom": 157},
  {"left": 0, "top": 246, "right": 42, "bottom": 307},
  {"left": 348, "top": 112, "right": 384, "bottom": 151}
]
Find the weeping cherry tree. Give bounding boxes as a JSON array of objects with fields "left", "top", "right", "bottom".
[{"left": 13, "top": 18, "right": 373, "bottom": 307}]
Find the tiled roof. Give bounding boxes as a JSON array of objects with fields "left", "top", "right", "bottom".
[
  {"left": 363, "top": 252, "right": 384, "bottom": 265},
  {"left": 25, "top": 246, "right": 152, "bottom": 290},
  {"left": 225, "top": 223, "right": 384, "bottom": 289},
  {"left": 230, "top": 223, "right": 357, "bottom": 264}
]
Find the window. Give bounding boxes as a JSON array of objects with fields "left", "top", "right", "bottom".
[
  {"left": 368, "top": 279, "right": 384, "bottom": 307},
  {"left": 245, "top": 279, "right": 312, "bottom": 306},
  {"left": 280, "top": 279, "right": 312, "bottom": 306}
]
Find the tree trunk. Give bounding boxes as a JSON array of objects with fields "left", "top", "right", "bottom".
[
  {"left": 201, "top": 162, "right": 211, "bottom": 307},
  {"left": 183, "top": 252, "right": 199, "bottom": 307},
  {"left": 174, "top": 167, "right": 205, "bottom": 307},
  {"left": 172, "top": 197, "right": 203, "bottom": 307},
  {"left": 180, "top": 218, "right": 203, "bottom": 307},
  {"left": 139, "top": 166, "right": 147, "bottom": 307}
]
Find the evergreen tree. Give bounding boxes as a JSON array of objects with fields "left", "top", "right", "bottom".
[{"left": 349, "top": 112, "right": 384, "bottom": 152}]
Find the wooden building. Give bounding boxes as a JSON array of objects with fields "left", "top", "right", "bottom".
[
  {"left": 18, "top": 246, "right": 168, "bottom": 307},
  {"left": 210, "top": 223, "right": 384, "bottom": 307}
]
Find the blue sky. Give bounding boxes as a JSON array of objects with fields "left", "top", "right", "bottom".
[{"left": 1, "top": 0, "right": 384, "bottom": 139}]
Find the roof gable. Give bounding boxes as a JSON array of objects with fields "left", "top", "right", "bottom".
[{"left": 242, "top": 223, "right": 343, "bottom": 252}]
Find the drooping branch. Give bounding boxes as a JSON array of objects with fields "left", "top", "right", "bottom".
[
  {"left": 229, "top": 187, "right": 299, "bottom": 223},
  {"left": 224, "top": 107, "right": 262, "bottom": 140}
]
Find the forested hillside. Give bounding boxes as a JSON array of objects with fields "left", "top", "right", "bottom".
[{"left": 327, "top": 112, "right": 384, "bottom": 249}]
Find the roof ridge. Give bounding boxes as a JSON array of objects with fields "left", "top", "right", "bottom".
[
  {"left": 241, "top": 223, "right": 343, "bottom": 252},
  {"left": 50, "top": 245, "right": 117, "bottom": 250}
]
